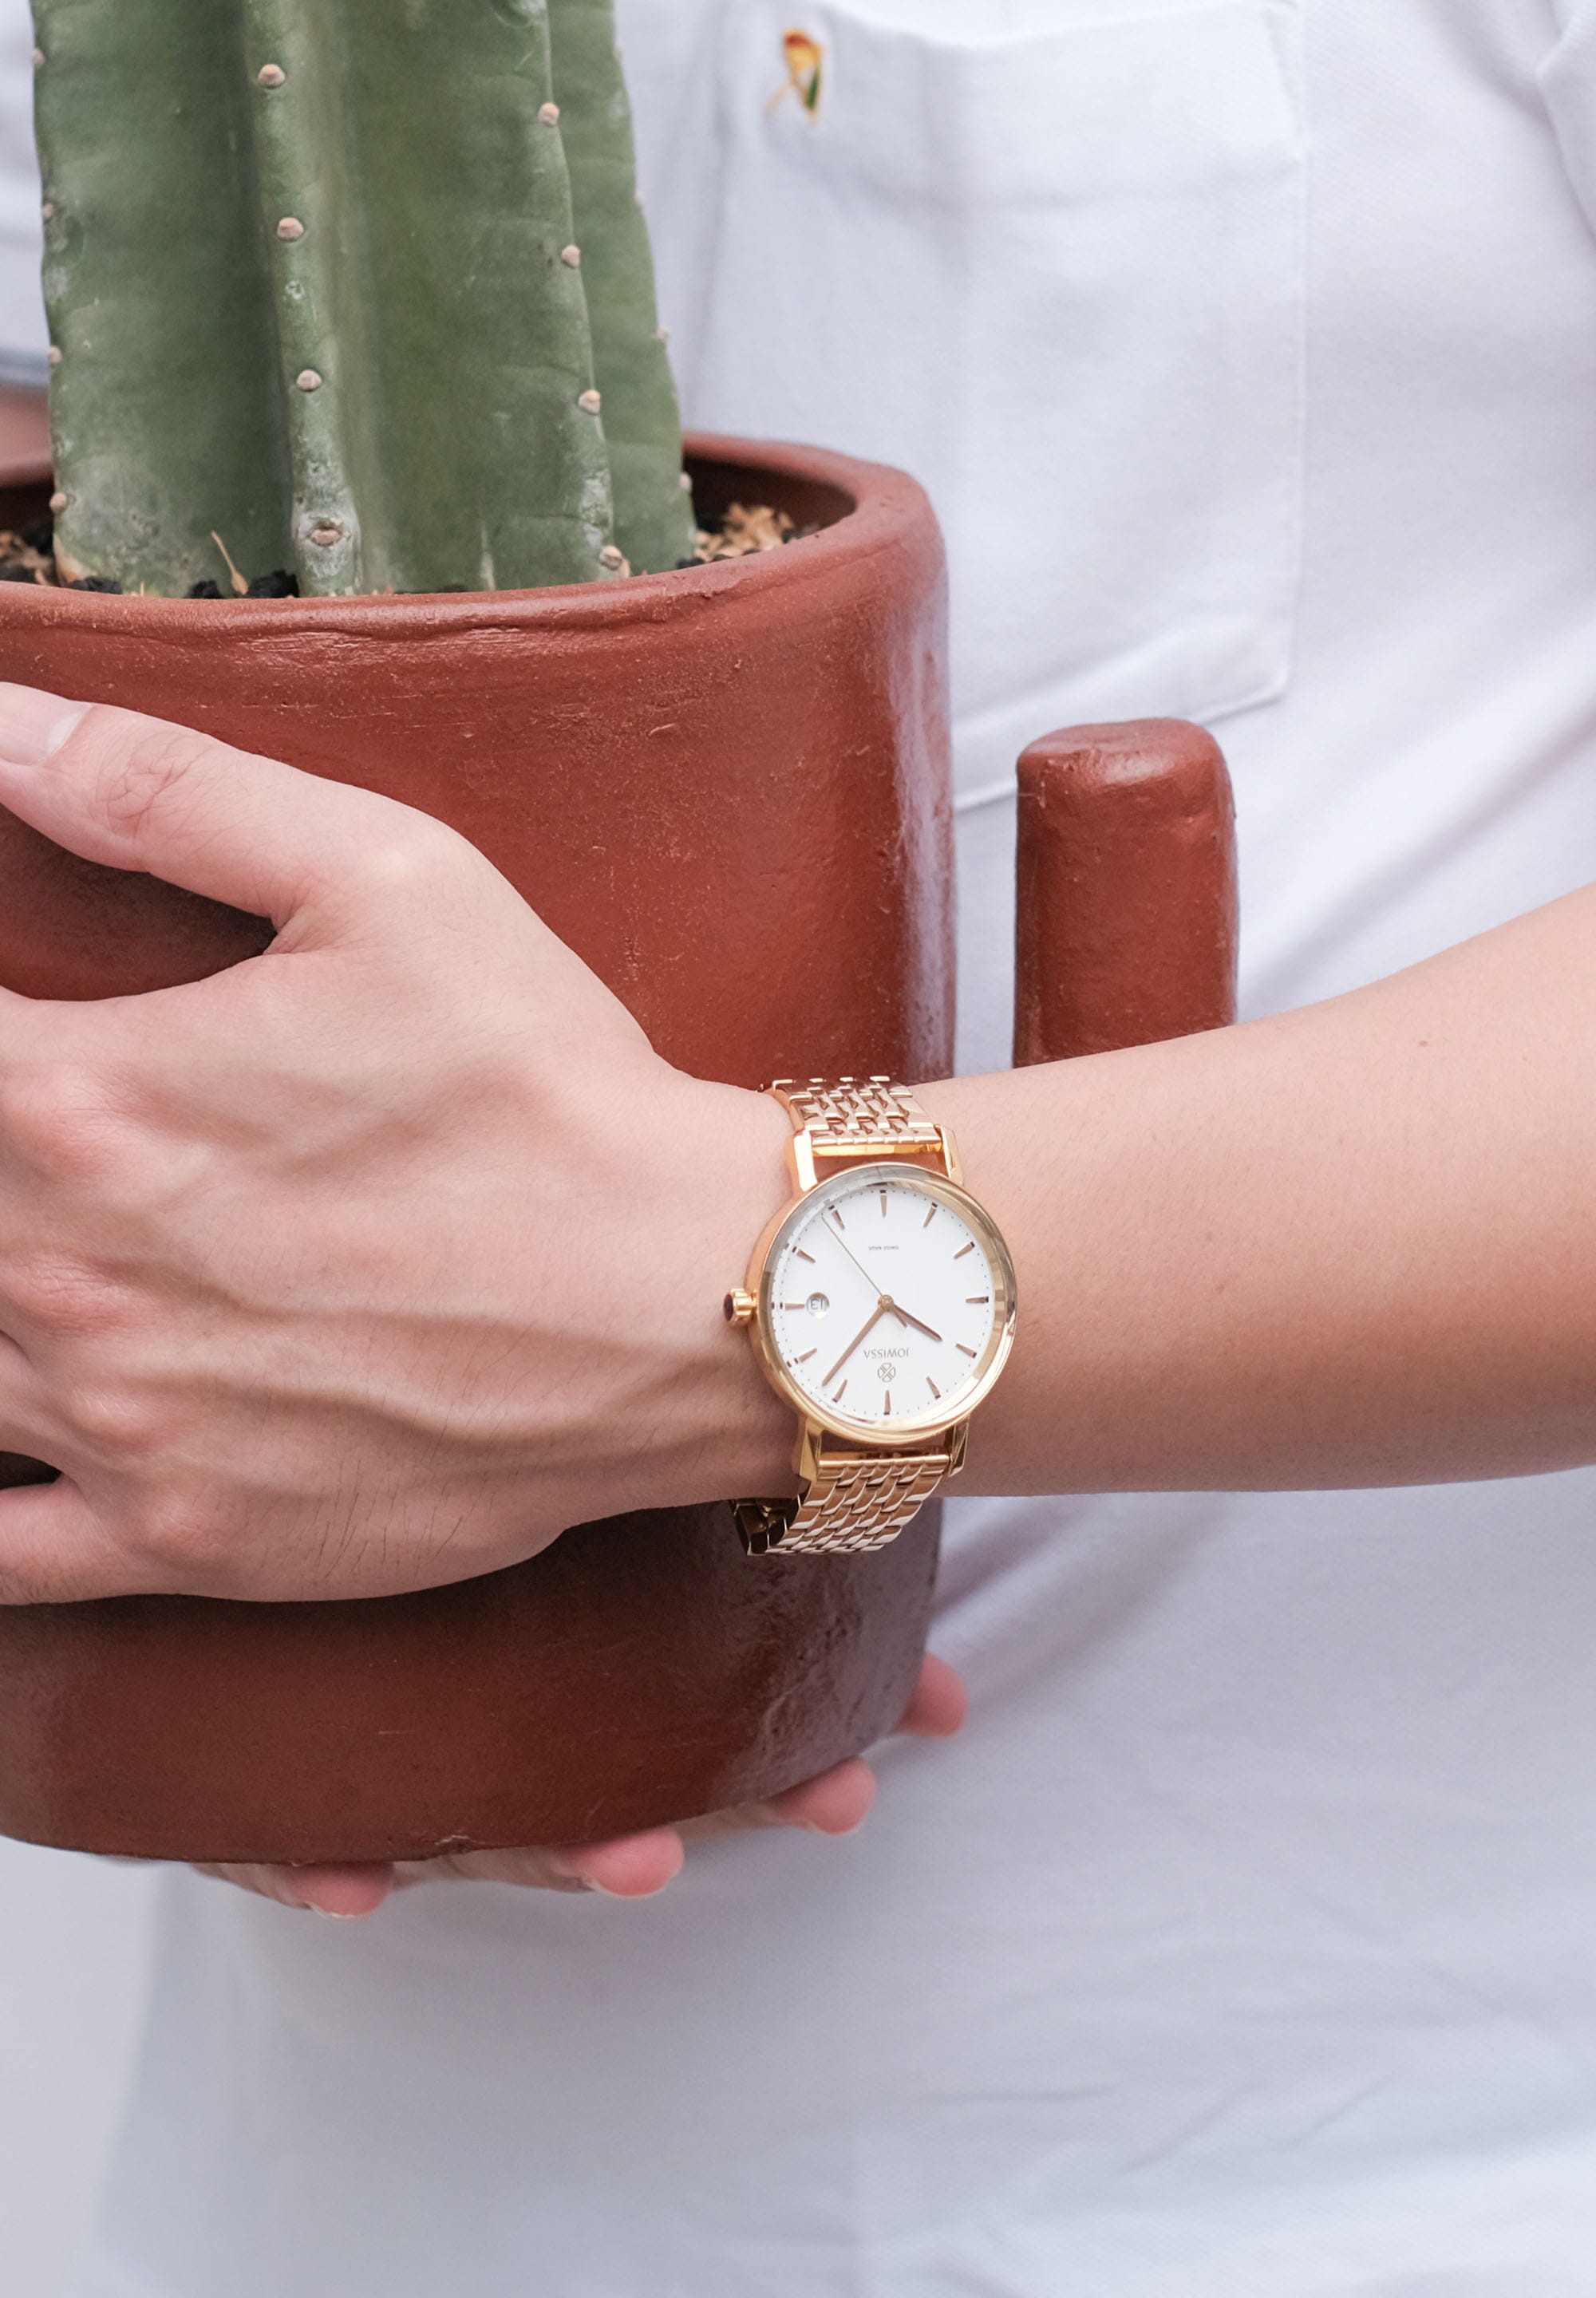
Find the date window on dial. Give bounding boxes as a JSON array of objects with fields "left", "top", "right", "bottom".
[{"left": 806, "top": 1292, "right": 830, "bottom": 1317}]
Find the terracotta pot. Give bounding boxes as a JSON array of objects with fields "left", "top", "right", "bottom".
[
  {"left": 0, "top": 440, "right": 1236, "bottom": 1863},
  {"left": 0, "top": 435, "right": 956, "bottom": 1863},
  {"left": 1013, "top": 719, "right": 1238, "bottom": 1065}
]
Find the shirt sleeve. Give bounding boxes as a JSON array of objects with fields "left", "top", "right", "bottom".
[{"left": 0, "top": 0, "right": 45, "bottom": 383}]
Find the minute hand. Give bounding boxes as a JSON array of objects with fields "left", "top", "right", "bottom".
[
  {"left": 824, "top": 1210, "right": 941, "bottom": 1345},
  {"left": 822, "top": 1300, "right": 890, "bottom": 1389}
]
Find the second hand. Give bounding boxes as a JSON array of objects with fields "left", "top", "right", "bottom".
[{"left": 824, "top": 1206, "right": 943, "bottom": 1346}]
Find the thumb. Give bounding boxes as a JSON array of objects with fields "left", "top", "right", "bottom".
[{"left": 0, "top": 683, "right": 458, "bottom": 929}]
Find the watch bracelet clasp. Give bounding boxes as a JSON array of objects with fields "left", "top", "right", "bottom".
[{"left": 732, "top": 1494, "right": 798, "bottom": 1556}]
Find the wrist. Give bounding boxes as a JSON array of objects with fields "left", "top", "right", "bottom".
[{"left": 648, "top": 1072, "right": 796, "bottom": 1506}]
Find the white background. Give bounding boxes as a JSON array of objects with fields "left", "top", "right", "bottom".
[{"left": 0, "top": 1845, "right": 154, "bottom": 2296}]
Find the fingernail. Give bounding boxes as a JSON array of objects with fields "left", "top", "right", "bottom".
[
  {"left": 0, "top": 684, "right": 88, "bottom": 765},
  {"left": 557, "top": 1866, "right": 623, "bottom": 1897}
]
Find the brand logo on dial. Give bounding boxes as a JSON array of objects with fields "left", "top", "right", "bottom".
[{"left": 864, "top": 1347, "right": 908, "bottom": 1360}]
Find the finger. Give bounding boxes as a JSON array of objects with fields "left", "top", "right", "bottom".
[
  {"left": 0, "top": 683, "right": 466, "bottom": 930},
  {"left": 389, "top": 1850, "right": 591, "bottom": 1895},
  {"left": 0, "top": 1344, "right": 69, "bottom": 1479},
  {"left": 194, "top": 1861, "right": 396, "bottom": 1919},
  {"left": 677, "top": 1755, "right": 879, "bottom": 1846},
  {"left": 762, "top": 1755, "right": 877, "bottom": 1834},
  {"left": 0, "top": 1475, "right": 161, "bottom": 1604},
  {"left": 405, "top": 1828, "right": 688, "bottom": 1897},
  {"left": 533, "top": 1829, "right": 689, "bottom": 1897},
  {"left": 897, "top": 1651, "right": 968, "bottom": 1739}
]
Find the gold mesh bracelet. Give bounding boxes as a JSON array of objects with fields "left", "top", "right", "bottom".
[
  {"left": 735, "top": 1077, "right": 955, "bottom": 1558},
  {"left": 768, "top": 1076, "right": 946, "bottom": 1156},
  {"left": 734, "top": 1450, "right": 951, "bottom": 1557}
]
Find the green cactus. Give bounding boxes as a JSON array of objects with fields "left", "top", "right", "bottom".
[
  {"left": 30, "top": 0, "right": 693, "bottom": 598},
  {"left": 34, "top": 0, "right": 292, "bottom": 597},
  {"left": 548, "top": 0, "right": 695, "bottom": 578}
]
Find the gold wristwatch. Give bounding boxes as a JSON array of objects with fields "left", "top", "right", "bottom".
[{"left": 726, "top": 1077, "right": 1016, "bottom": 1557}]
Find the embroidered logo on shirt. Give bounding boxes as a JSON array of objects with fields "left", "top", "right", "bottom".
[{"left": 769, "top": 30, "right": 823, "bottom": 120}]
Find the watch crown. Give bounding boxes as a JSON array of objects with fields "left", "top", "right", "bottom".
[{"left": 724, "top": 1288, "right": 757, "bottom": 1327}]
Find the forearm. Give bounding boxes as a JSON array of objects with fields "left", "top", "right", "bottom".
[
  {"left": 917, "top": 882, "right": 1596, "bottom": 1494},
  {"left": 7, "top": 678, "right": 1595, "bottom": 1602}
]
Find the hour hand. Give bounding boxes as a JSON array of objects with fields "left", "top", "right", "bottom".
[
  {"left": 822, "top": 1301, "right": 887, "bottom": 1388},
  {"left": 890, "top": 1302, "right": 942, "bottom": 1344}
]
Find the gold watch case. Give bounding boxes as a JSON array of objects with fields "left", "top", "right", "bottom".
[{"left": 737, "top": 1161, "right": 1017, "bottom": 1451}]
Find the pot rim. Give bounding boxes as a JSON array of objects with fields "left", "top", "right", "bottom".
[{"left": 0, "top": 432, "right": 934, "bottom": 638}]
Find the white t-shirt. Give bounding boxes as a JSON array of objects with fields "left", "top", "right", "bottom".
[
  {"left": 71, "top": 3, "right": 1596, "bottom": 2291},
  {"left": 0, "top": 0, "right": 47, "bottom": 385}
]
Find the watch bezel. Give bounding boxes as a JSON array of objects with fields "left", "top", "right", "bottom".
[{"left": 746, "top": 1161, "right": 1017, "bottom": 1447}]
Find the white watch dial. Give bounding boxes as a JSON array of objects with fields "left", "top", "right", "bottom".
[{"left": 763, "top": 1166, "right": 1010, "bottom": 1434}]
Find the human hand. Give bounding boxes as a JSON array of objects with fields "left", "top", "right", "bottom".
[
  {"left": 0, "top": 682, "right": 796, "bottom": 1601},
  {"left": 196, "top": 1653, "right": 968, "bottom": 1916}
]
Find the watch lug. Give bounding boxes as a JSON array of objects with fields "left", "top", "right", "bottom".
[
  {"left": 788, "top": 1132, "right": 818, "bottom": 1194},
  {"left": 945, "top": 1419, "right": 970, "bottom": 1477},
  {"left": 795, "top": 1417, "right": 824, "bottom": 1487},
  {"left": 937, "top": 1127, "right": 963, "bottom": 1187}
]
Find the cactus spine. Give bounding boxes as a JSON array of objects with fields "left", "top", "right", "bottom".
[{"left": 30, "top": 0, "right": 692, "bottom": 598}]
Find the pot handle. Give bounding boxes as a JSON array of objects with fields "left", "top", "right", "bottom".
[{"left": 1013, "top": 718, "right": 1238, "bottom": 1066}]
